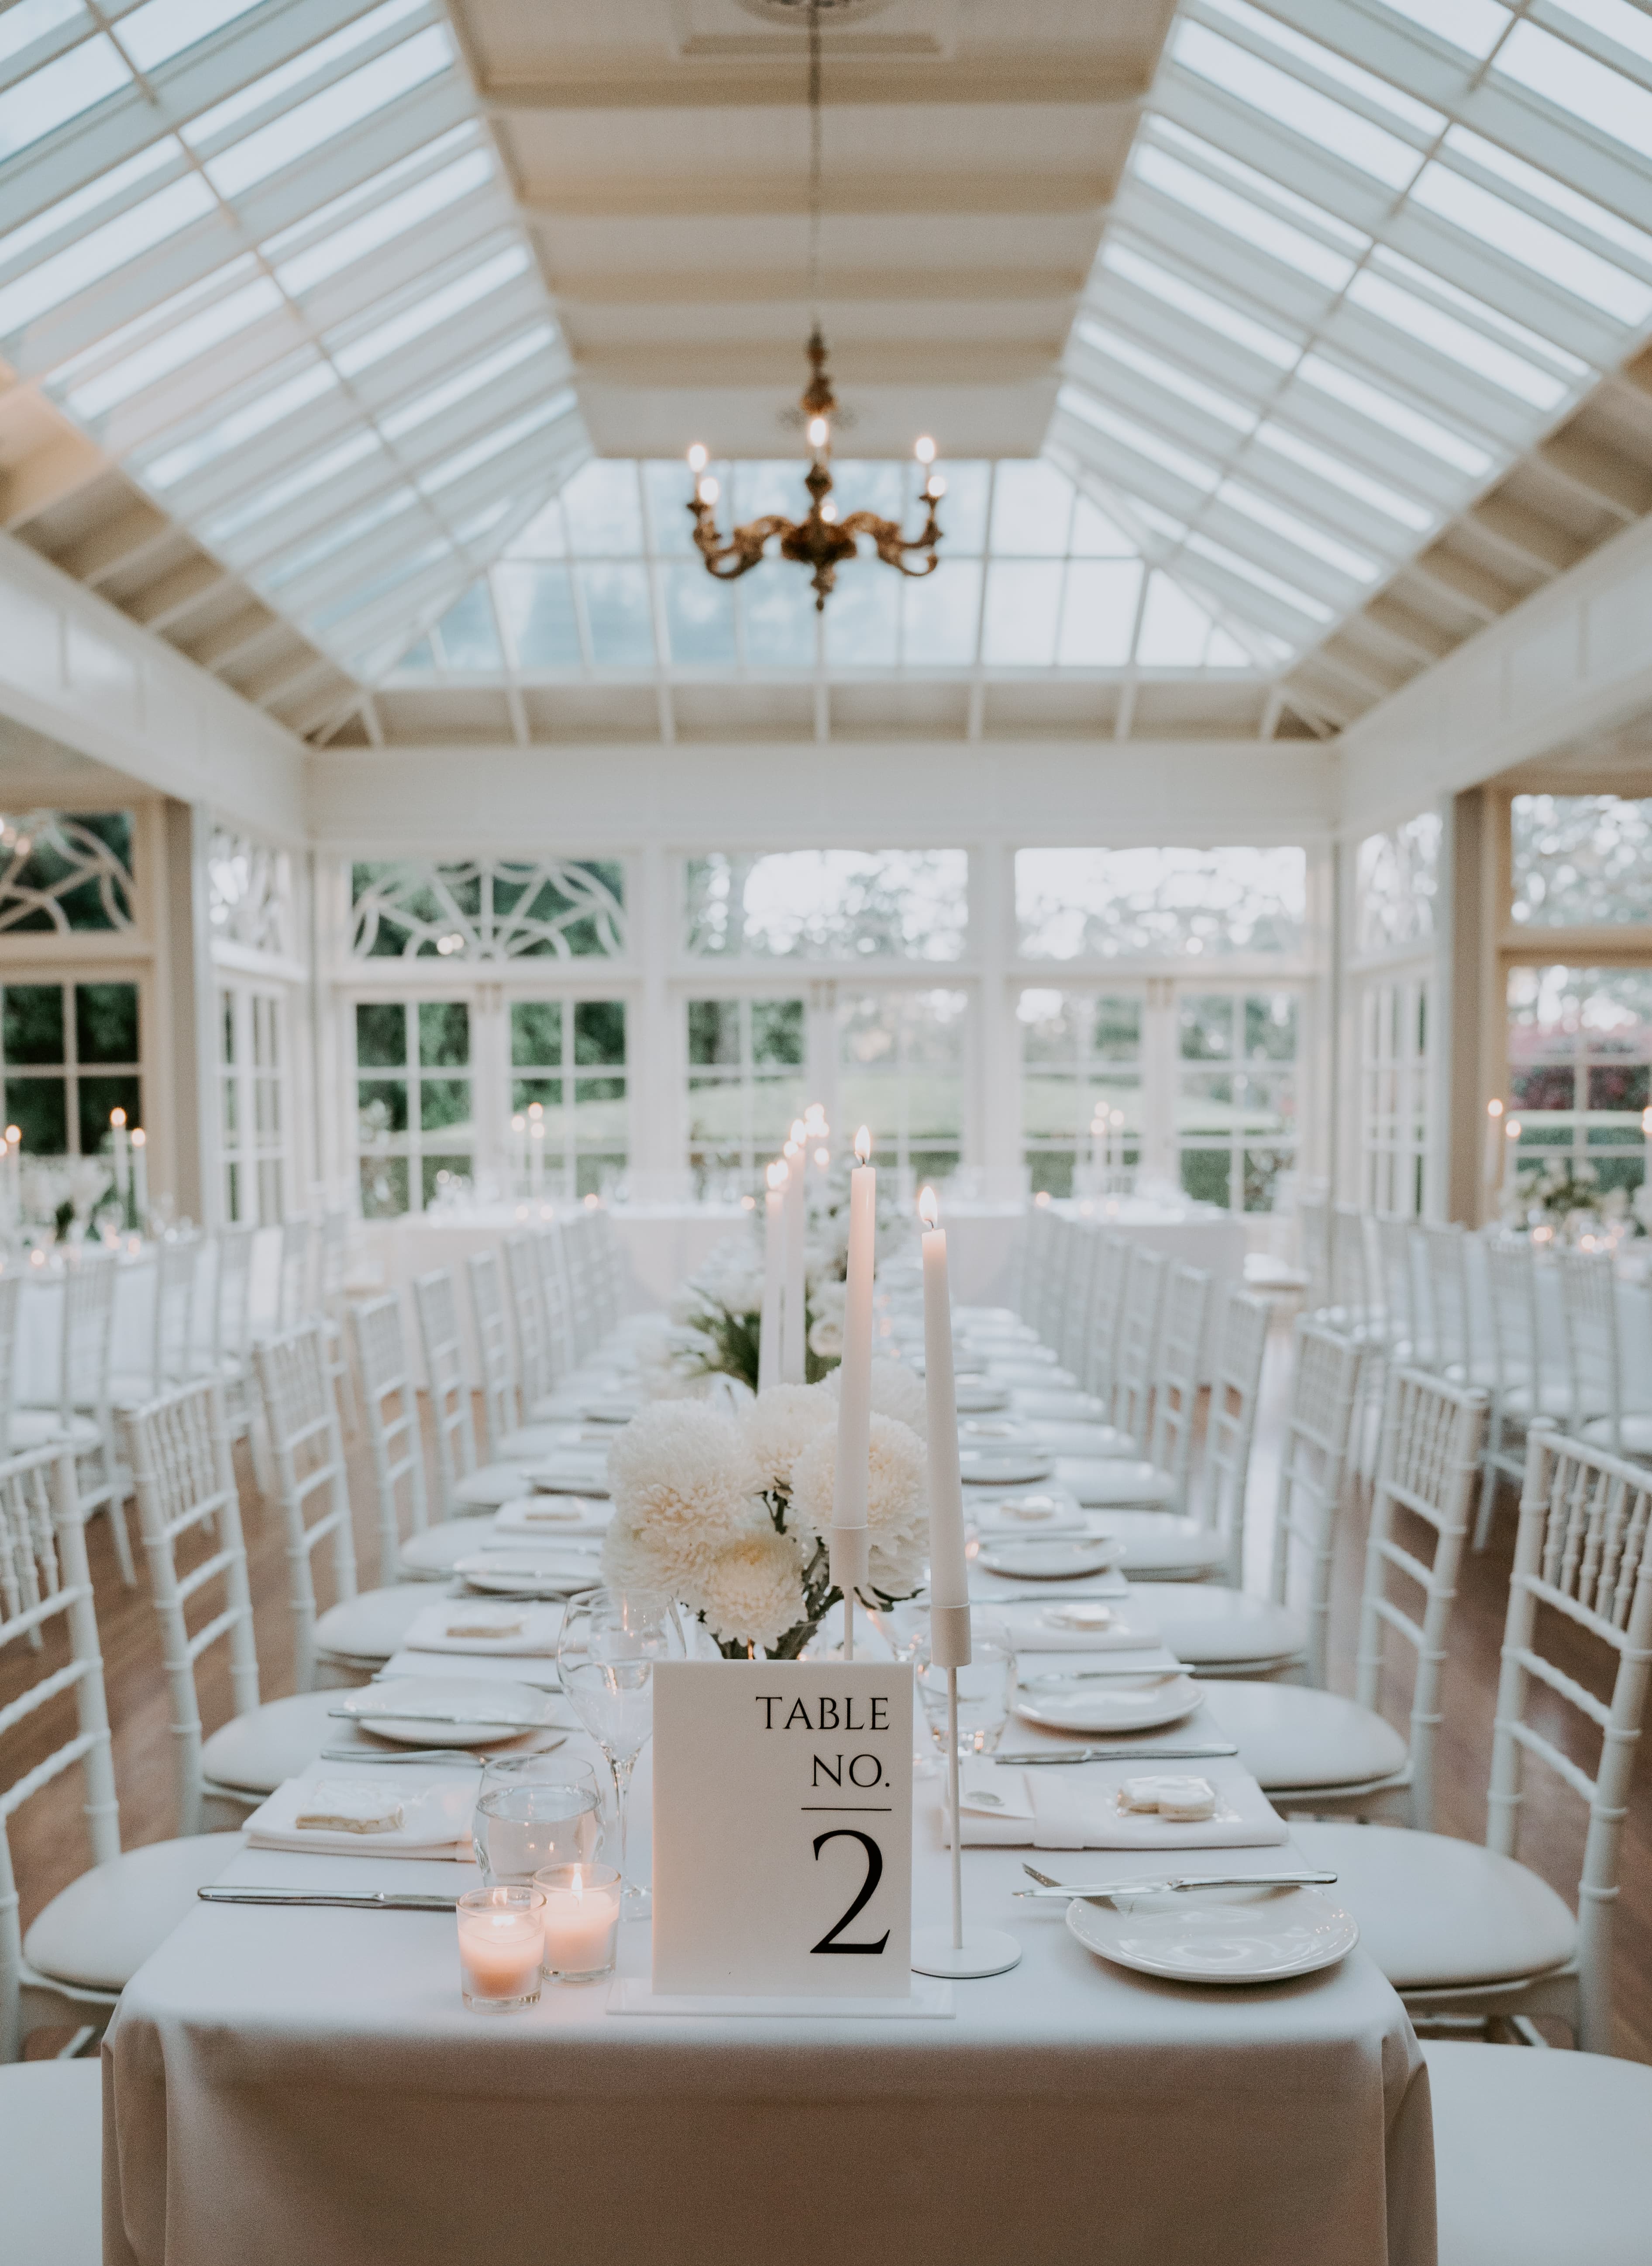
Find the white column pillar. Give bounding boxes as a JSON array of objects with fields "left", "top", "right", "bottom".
[
  {"left": 973, "top": 841, "right": 1021, "bottom": 1198},
  {"left": 626, "top": 841, "right": 687, "bottom": 1200}
]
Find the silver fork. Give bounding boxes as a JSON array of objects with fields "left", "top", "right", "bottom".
[{"left": 1016, "top": 1861, "right": 1338, "bottom": 1901}]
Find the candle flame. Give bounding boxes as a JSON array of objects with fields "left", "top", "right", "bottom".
[
  {"left": 790, "top": 1118, "right": 806, "bottom": 1144},
  {"left": 918, "top": 1185, "right": 939, "bottom": 1228},
  {"left": 854, "top": 1126, "right": 872, "bottom": 1164},
  {"left": 110, "top": 1108, "right": 126, "bottom": 1128},
  {"left": 814, "top": 1145, "right": 829, "bottom": 1167},
  {"left": 807, "top": 415, "right": 829, "bottom": 449},
  {"left": 1506, "top": 1118, "right": 1521, "bottom": 1139},
  {"left": 131, "top": 1128, "right": 145, "bottom": 1148},
  {"left": 687, "top": 442, "right": 708, "bottom": 472},
  {"left": 1643, "top": 1106, "right": 1652, "bottom": 1137},
  {"left": 915, "top": 435, "right": 936, "bottom": 465},
  {"left": 1487, "top": 1098, "right": 1504, "bottom": 1119},
  {"left": 767, "top": 1160, "right": 788, "bottom": 1190}
]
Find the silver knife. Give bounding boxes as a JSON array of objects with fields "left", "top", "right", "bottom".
[
  {"left": 1015, "top": 1868, "right": 1337, "bottom": 1901},
  {"left": 198, "top": 1886, "right": 457, "bottom": 1910},
  {"left": 319, "top": 1738, "right": 565, "bottom": 1765},
  {"left": 1018, "top": 1665, "right": 1190, "bottom": 1682},
  {"left": 327, "top": 1707, "right": 557, "bottom": 1728},
  {"left": 994, "top": 1743, "right": 1238, "bottom": 1764}
]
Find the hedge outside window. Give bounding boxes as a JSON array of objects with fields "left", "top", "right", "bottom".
[
  {"left": 838, "top": 989, "right": 967, "bottom": 1188},
  {"left": 1019, "top": 990, "right": 1143, "bottom": 1198},
  {"left": 1176, "top": 990, "right": 1299, "bottom": 1214},
  {"left": 356, "top": 1000, "right": 472, "bottom": 1218},
  {"left": 686, "top": 997, "right": 806, "bottom": 1190},
  {"left": 1507, "top": 966, "right": 1652, "bottom": 1203},
  {"left": 1, "top": 980, "right": 141, "bottom": 1156},
  {"left": 510, "top": 999, "right": 627, "bottom": 1198}
]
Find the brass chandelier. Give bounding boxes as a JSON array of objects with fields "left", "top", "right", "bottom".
[{"left": 685, "top": 0, "right": 945, "bottom": 611}]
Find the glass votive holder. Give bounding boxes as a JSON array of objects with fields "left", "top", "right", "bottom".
[
  {"left": 456, "top": 1884, "right": 546, "bottom": 2012},
  {"left": 533, "top": 1862, "right": 622, "bottom": 1983}
]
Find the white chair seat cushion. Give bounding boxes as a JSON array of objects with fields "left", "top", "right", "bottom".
[
  {"left": 1027, "top": 1422, "right": 1142, "bottom": 1459},
  {"left": 453, "top": 1466, "right": 535, "bottom": 1511},
  {"left": 1129, "top": 1583, "right": 1308, "bottom": 1667},
  {"left": 1499, "top": 1376, "right": 1573, "bottom": 1419},
  {"left": 199, "top": 1688, "right": 344, "bottom": 1794},
  {"left": 499, "top": 1425, "right": 605, "bottom": 1461},
  {"left": 1288, "top": 1823, "right": 1576, "bottom": 1990},
  {"left": 108, "top": 1369, "right": 163, "bottom": 1409},
  {"left": 23, "top": 1833, "right": 242, "bottom": 1991},
  {"left": 398, "top": 1518, "right": 515, "bottom": 1574},
  {"left": 1577, "top": 1413, "right": 1652, "bottom": 1458},
  {"left": 7, "top": 1410, "right": 101, "bottom": 1452},
  {"left": 1204, "top": 1680, "right": 1408, "bottom": 1791},
  {"left": 1010, "top": 1391, "right": 1112, "bottom": 1424},
  {"left": 0, "top": 2062, "right": 103, "bottom": 2264},
  {"left": 986, "top": 1362, "right": 1075, "bottom": 1388},
  {"left": 1055, "top": 1457, "right": 1177, "bottom": 1507},
  {"left": 1425, "top": 2041, "right": 1652, "bottom": 2266},
  {"left": 315, "top": 1582, "right": 441, "bottom": 1662},
  {"left": 1096, "top": 1514, "right": 1229, "bottom": 1577}
]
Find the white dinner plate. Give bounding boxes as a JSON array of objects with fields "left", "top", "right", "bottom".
[
  {"left": 524, "top": 1455, "right": 611, "bottom": 1496},
  {"left": 959, "top": 1418, "right": 1036, "bottom": 1442},
  {"left": 335, "top": 1677, "right": 559, "bottom": 1745},
  {"left": 959, "top": 1447, "right": 1055, "bottom": 1487},
  {"left": 953, "top": 1378, "right": 1012, "bottom": 1413},
  {"left": 455, "top": 1554, "right": 602, "bottom": 1599},
  {"left": 580, "top": 1398, "right": 640, "bottom": 1424},
  {"left": 1012, "top": 1673, "right": 1199, "bottom": 1734},
  {"left": 972, "top": 1492, "right": 1088, "bottom": 1538},
  {"left": 1065, "top": 1883, "right": 1359, "bottom": 1986},
  {"left": 975, "top": 1535, "right": 1119, "bottom": 1579}
]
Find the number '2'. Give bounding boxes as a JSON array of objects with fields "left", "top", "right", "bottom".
[{"left": 810, "top": 1829, "right": 890, "bottom": 1955}]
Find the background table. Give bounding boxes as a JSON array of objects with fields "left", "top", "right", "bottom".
[{"left": 103, "top": 1748, "right": 1434, "bottom": 2266}]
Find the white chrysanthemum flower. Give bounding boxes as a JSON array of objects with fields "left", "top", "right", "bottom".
[
  {"left": 825, "top": 1357, "right": 927, "bottom": 1435},
  {"left": 602, "top": 1401, "right": 761, "bottom": 1593},
  {"left": 740, "top": 1383, "right": 835, "bottom": 1499},
  {"left": 696, "top": 1529, "right": 809, "bottom": 1651},
  {"left": 789, "top": 1411, "right": 927, "bottom": 1557},
  {"left": 809, "top": 1315, "right": 844, "bottom": 1359}
]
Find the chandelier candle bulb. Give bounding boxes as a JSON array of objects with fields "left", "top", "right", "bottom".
[
  {"left": 759, "top": 1160, "right": 787, "bottom": 1395},
  {"left": 832, "top": 1126, "right": 877, "bottom": 1656},
  {"left": 781, "top": 1132, "right": 807, "bottom": 1386}
]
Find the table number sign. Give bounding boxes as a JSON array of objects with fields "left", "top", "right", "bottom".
[{"left": 652, "top": 1660, "right": 913, "bottom": 1998}]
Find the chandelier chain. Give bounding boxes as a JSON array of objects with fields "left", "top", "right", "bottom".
[{"left": 808, "top": 0, "right": 822, "bottom": 328}]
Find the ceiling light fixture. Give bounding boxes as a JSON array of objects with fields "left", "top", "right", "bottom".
[{"left": 685, "top": 0, "right": 944, "bottom": 610}]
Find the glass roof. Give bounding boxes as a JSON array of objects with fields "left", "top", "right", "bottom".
[
  {"left": 1053, "top": 0, "right": 1652, "bottom": 658},
  {"left": 0, "top": 0, "right": 587, "bottom": 680},
  {"left": 387, "top": 456, "right": 1261, "bottom": 683}
]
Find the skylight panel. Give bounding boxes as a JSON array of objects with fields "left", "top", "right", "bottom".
[
  {"left": 1548, "top": 0, "right": 1652, "bottom": 67},
  {"left": 117, "top": 0, "right": 262, "bottom": 72},
  {"left": 1057, "top": 559, "right": 1140, "bottom": 666},
  {"left": 901, "top": 560, "right": 983, "bottom": 668},
  {"left": 0, "top": 172, "right": 213, "bottom": 338},
  {"left": 48, "top": 247, "right": 255, "bottom": 386},
  {"left": 1150, "top": 117, "right": 1371, "bottom": 248},
  {"left": 200, "top": 428, "right": 384, "bottom": 541},
  {"left": 1059, "top": 386, "right": 1223, "bottom": 493},
  {"left": 1343, "top": 269, "right": 1571, "bottom": 404},
  {"left": 1074, "top": 321, "right": 1256, "bottom": 429},
  {"left": 989, "top": 458, "right": 1076, "bottom": 554},
  {"left": 141, "top": 357, "right": 338, "bottom": 485},
  {"left": 1181, "top": 531, "right": 1334, "bottom": 621},
  {"left": 378, "top": 323, "right": 553, "bottom": 440},
  {"left": 1204, "top": 0, "right": 1449, "bottom": 130},
  {"left": 981, "top": 561, "right": 1064, "bottom": 666},
  {"left": 65, "top": 275, "right": 286, "bottom": 415},
  {"left": 1369, "top": 0, "right": 1511, "bottom": 62},
  {"left": 1293, "top": 352, "right": 1493, "bottom": 472},
  {"left": 429, "top": 580, "right": 502, "bottom": 670},
  {"left": 271, "top": 147, "right": 493, "bottom": 295},
  {"left": 327, "top": 244, "right": 529, "bottom": 374},
  {"left": 1444, "top": 125, "right": 1652, "bottom": 266},
  {"left": 0, "top": 32, "right": 126, "bottom": 162},
  {"left": 265, "top": 484, "right": 418, "bottom": 588},
  {"left": 1215, "top": 479, "right": 1382, "bottom": 580},
  {"left": 1173, "top": 21, "right": 1423, "bottom": 190},
  {"left": 203, "top": 23, "right": 451, "bottom": 197},
  {"left": 1136, "top": 571, "right": 1218, "bottom": 666},
  {"left": 1100, "top": 243, "right": 1300, "bottom": 366},
  {"left": 417, "top": 391, "right": 575, "bottom": 494},
  {"left": 1070, "top": 494, "right": 1133, "bottom": 554},
  {"left": 1410, "top": 159, "right": 1652, "bottom": 322},
  {"left": 1250, "top": 421, "right": 1435, "bottom": 528},
  {"left": 1132, "top": 145, "right": 1356, "bottom": 288},
  {"left": 0, "top": 139, "right": 172, "bottom": 268},
  {"left": 1372, "top": 246, "right": 1592, "bottom": 372},
  {"left": 0, "top": 0, "right": 86, "bottom": 71},
  {"left": 1495, "top": 17, "right": 1652, "bottom": 150},
  {"left": 181, "top": 0, "right": 426, "bottom": 145},
  {"left": 260, "top": 120, "right": 478, "bottom": 259}
]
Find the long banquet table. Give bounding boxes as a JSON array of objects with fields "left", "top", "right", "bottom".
[{"left": 103, "top": 1741, "right": 1434, "bottom": 2266}]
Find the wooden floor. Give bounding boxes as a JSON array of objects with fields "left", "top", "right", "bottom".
[{"left": 7, "top": 1343, "right": 1651, "bottom": 2063}]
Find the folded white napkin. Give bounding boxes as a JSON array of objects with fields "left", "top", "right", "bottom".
[
  {"left": 402, "top": 1600, "right": 566, "bottom": 1656},
  {"left": 522, "top": 1455, "right": 611, "bottom": 1497},
  {"left": 971, "top": 1497, "right": 1091, "bottom": 1539},
  {"left": 245, "top": 1763, "right": 477, "bottom": 1859},
  {"left": 997, "top": 1603, "right": 1163, "bottom": 1652},
  {"left": 940, "top": 1759, "right": 1287, "bottom": 1850},
  {"left": 493, "top": 1495, "right": 611, "bottom": 1537},
  {"left": 969, "top": 1568, "right": 1129, "bottom": 1604}
]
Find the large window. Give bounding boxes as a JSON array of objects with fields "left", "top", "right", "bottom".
[
  {"left": 1019, "top": 989, "right": 1142, "bottom": 1198},
  {"left": 1176, "top": 990, "right": 1299, "bottom": 1213},
  {"left": 355, "top": 1000, "right": 472, "bottom": 1219},
  {"left": 1506, "top": 967, "right": 1651, "bottom": 1202},
  {"left": 1358, "top": 977, "right": 1429, "bottom": 1217},
  {"left": 686, "top": 851, "right": 967, "bottom": 962},
  {"left": 839, "top": 990, "right": 968, "bottom": 1189},
  {"left": 1, "top": 980, "right": 141, "bottom": 1156},
  {"left": 0, "top": 812, "right": 135, "bottom": 935},
  {"left": 510, "top": 999, "right": 627, "bottom": 1199},
  {"left": 1511, "top": 797, "right": 1652, "bottom": 929},
  {"left": 1355, "top": 814, "right": 1440, "bottom": 956},
  {"left": 351, "top": 858, "right": 626, "bottom": 961},
  {"left": 1016, "top": 846, "right": 1306, "bottom": 960},
  {"left": 686, "top": 998, "right": 805, "bottom": 1191},
  {"left": 219, "top": 984, "right": 286, "bottom": 1226}
]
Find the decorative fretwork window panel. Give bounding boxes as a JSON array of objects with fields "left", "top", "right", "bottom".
[
  {"left": 1511, "top": 796, "right": 1652, "bottom": 928},
  {"left": 0, "top": 813, "right": 134, "bottom": 934},
  {"left": 209, "top": 828, "right": 296, "bottom": 960},
  {"left": 1354, "top": 813, "right": 1440, "bottom": 958},
  {"left": 351, "top": 859, "right": 626, "bottom": 961},
  {"left": 1015, "top": 847, "right": 1305, "bottom": 960}
]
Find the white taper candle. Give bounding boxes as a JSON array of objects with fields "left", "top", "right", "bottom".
[
  {"left": 1484, "top": 1098, "right": 1503, "bottom": 1191},
  {"left": 919, "top": 1186, "right": 971, "bottom": 1673},
  {"left": 831, "top": 1128, "right": 876, "bottom": 1651},
  {"left": 780, "top": 1132, "right": 806, "bottom": 1384},
  {"left": 758, "top": 1160, "right": 787, "bottom": 1394}
]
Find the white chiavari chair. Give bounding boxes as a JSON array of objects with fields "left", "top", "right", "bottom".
[
  {"left": 121, "top": 1379, "right": 353, "bottom": 1827},
  {"left": 1327, "top": 1204, "right": 1380, "bottom": 1345},
  {"left": 353, "top": 1293, "right": 497, "bottom": 1584},
  {"left": 1298, "top": 1424, "right": 1652, "bottom": 2053},
  {"left": 1557, "top": 1246, "right": 1652, "bottom": 1464},
  {"left": 1296, "top": 1193, "right": 1330, "bottom": 1314},
  {"left": 277, "top": 1214, "right": 312, "bottom": 1329},
  {"left": 206, "top": 1220, "right": 258, "bottom": 1447},
  {"left": 1, "top": 1441, "right": 238, "bottom": 2064},
  {"left": 468, "top": 1249, "right": 519, "bottom": 1463},
  {"left": 412, "top": 1267, "right": 478, "bottom": 1522},
  {"left": 1373, "top": 1212, "right": 1425, "bottom": 1365},
  {"left": 109, "top": 1230, "right": 201, "bottom": 1407},
  {"left": 1051, "top": 1262, "right": 1209, "bottom": 1511},
  {"left": 253, "top": 1321, "right": 365, "bottom": 1689},
  {"left": 1011, "top": 1231, "right": 1129, "bottom": 1424},
  {"left": 317, "top": 1205, "right": 359, "bottom": 1434},
  {"left": 1194, "top": 1364, "right": 1484, "bottom": 1818},
  {"left": 1475, "top": 1233, "right": 1571, "bottom": 1549},
  {"left": 10, "top": 1249, "right": 134, "bottom": 1587},
  {"left": 535, "top": 1226, "right": 576, "bottom": 1384},
  {"left": 503, "top": 1231, "right": 551, "bottom": 1414},
  {"left": 1054, "top": 1218, "right": 1097, "bottom": 1375}
]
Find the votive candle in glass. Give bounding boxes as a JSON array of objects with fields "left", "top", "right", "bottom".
[
  {"left": 534, "top": 1862, "right": 621, "bottom": 1983},
  {"left": 456, "top": 1884, "right": 545, "bottom": 2011}
]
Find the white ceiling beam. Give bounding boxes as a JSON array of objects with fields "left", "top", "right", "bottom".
[
  {"left": 0, "top": 530, "right": 304, "bottom": 838},
  {"left": 518, "top": 174, "right": 1113, "bottom": 221},
  {"left": 1337, "top": 507, "right": 1652, "bottom": 835},
  {"left": 479, "top": 63, "right": 1155, "bottom": 112}
]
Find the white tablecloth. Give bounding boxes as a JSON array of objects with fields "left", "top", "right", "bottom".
[{"left": 103, "top": 1743, "right": 1434, "bottom": 2266}]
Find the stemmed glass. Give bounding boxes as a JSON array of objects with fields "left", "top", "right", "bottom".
[{"left": 556, "top": 1587, "right": 683, "bottom": 1917}]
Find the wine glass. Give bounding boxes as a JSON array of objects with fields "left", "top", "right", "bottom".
[{"left": 557, "top": 1587, "right": 683, "bottom": 1916}]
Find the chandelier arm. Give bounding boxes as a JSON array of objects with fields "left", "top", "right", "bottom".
[{"left": 690, "top": 512, "right": 797, "bottom": 582}]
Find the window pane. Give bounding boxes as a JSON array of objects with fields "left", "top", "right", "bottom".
[
  {"left": 358, "top": 1079, "right": 408, "bottom": 1135},
  {"left": 75, "top": 981, "right": 138, "bottom": 1064},
  {"left": 579, "top": 564, "right": 653, "bottom": 667},
  {"left": 751, "top": 998, "right": 804, "bottom": 1066},
  {"left": 418, "top": 1000, "right": 469, "bottom": 1066},
  {"left": 1179, "top": 1149, "right": 1231, "bottom": 1206},
  {"left": 355, "top": 1001, "right": 407, "bottom": 1066},
  {"left": 1181, "top": 996, "right": 1236, "bottom": 1059},
  {"left": 662, "top": 565, "right": 737, "bottom": 666},
  {"left": 3, "top": 984, "right": 65, "bottom": 1064},
  {"left": 1017, "top": 847, "right": 1306, "bottom": 959},
  {"left": 1511, "top": 795, "right": 1652, "bottom": 927},
  {"left": 688, "top": 1000, "right": 740, "bottom": 1066},
  {"left": 511, "top": 999, "right": 561, "bottom": 1066},
  {"left": 360, "top": 1154, "right": 410, "bottom": 1219},
  {"left": 1356, "top": 813, "right": 1441, "bottom": 953},
  {"left": 7, "top": 1077, "right": 66, "bottom": 1152},
  {"left": 573, "top": 1000, "right": 625, "bottom": 1065},
  {"left": 421, "top": 1153, "right": 471, "bottom": 1207},
  {"left": 512, "top": 1076, "right": 562, "bottom": 1112},
  {"left": 1245, "top": 993, "right": 1298, "bottom": 1061},
  {"left": 686, "top": 850, "right": 968, "bottom": 961},
  {"left": 496, "top": 564, "right": 582, "bottom": 668},
  {"left": 420, "top": 1078, "right": 471, "bottom": 1133}
]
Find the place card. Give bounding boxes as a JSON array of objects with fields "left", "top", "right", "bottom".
[{"left": 651, "top": 1660, "right": 913, "bottom": 1998}]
